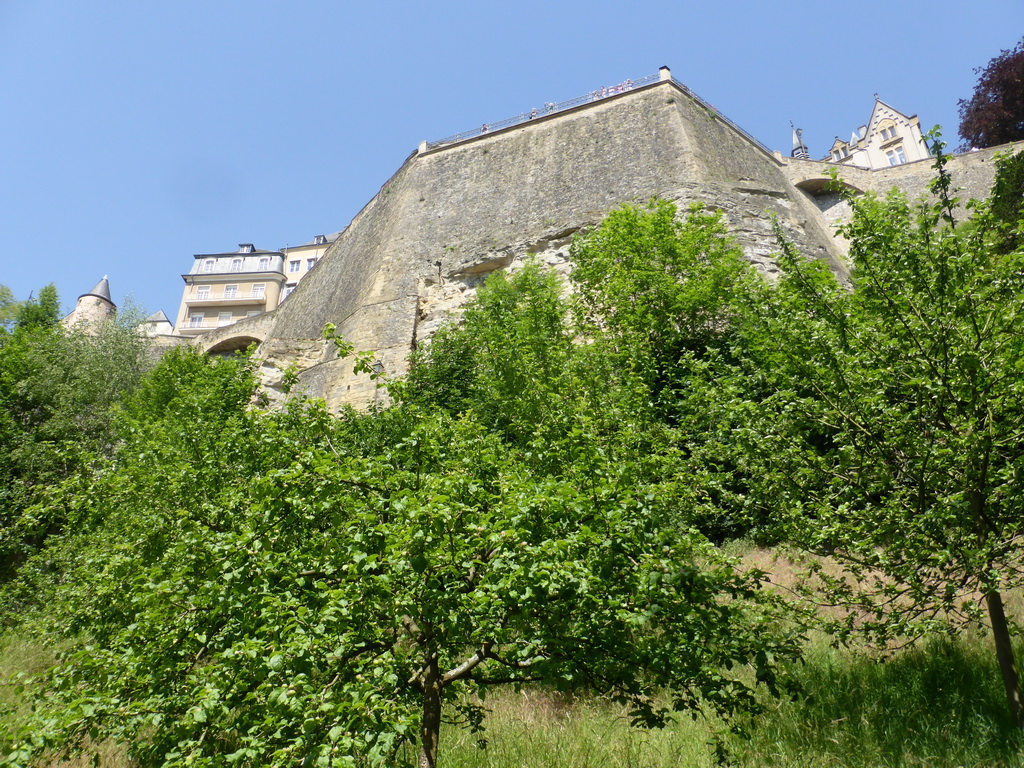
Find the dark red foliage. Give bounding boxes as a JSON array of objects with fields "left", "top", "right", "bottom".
[{"left": 958, "top": 39, "right": 1024, "bottom": 150}]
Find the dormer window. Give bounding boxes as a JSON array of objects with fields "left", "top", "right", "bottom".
[
  {"left": 203, "top": 260, "right": 215, "bottom": 273},
  {"left": 314, "top": 235, "right": 327, "bottom": 245},
  {"left": 239, "top": 244, "right": 254, "bottom": 253},
  {"left": 258, "top": 257, "right": 270, "bottom": 270},
  {"left": 231, "top": 259, "right": 243, "bottom": 272}
]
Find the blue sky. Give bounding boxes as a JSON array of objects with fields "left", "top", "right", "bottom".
[{"left": 2, "top": 1, "right": 1021, "bottom": 319}]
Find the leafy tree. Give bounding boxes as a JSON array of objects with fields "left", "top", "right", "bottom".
[
  {"left": 569, "top": 200, "right": 771, "bottom": 539},
  {"left": 13, "top": 284, "right": 60, "bottom": 330},
  {"left": 0, "top": 286, "right": 20, "bottom": 330},
  {"left": 958, "top": 38, "right": 1024, "bottom": 149},
  {"left": 4, "top": 365, "right": 799, "bottom": 767},
  {"left": 989, "top": 149, "right": 1024, "bottom": 254},
  {"left": 405, "top": 261, "right": 574, "bottom": 443},
  {"left": 570, "top": 200, "right": 754, "bottom": 410},
  {"left": 738, "top": 143, "right": 1024, "bottom": 725},
  {"left": 0, "top": 311, "right": 150, "bottom": 582}
]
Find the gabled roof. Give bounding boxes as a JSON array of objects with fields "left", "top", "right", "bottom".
[
  {"left": 144, "top": 310, "right": 170, "bottom": 324},
  {"left": 866, "top": 95, "right": 919, "bottom": 133}
]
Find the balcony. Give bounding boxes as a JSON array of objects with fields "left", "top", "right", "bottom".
[{"left": 188, "top": 291, "right": 268, "bottom": 306}]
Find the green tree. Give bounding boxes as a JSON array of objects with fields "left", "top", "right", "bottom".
[
  {"left": 0, "top": 286, "right": 20, "bottom": 330},
  {"left": 13, "top": 284, "right": 60, "bottom": 330},
  {"left": 570, "top": 200, "right": 754, "bottom": 412},
  {"left": 989, "top": 149, "right": 1024, "bottom": 254},
  {"left": 739, "top": 143, "right": 1024, "bottom": 724},
  {"left": 4, "top": 380, "right": 799, "bottom": 767},
  {"left": 405, "top": 261, "right": 574, "bottom": 444},
  {"left": 0, "top": 311, "right": 150, "bottom": 582},
  {"left": 569, "top": 200, "right": 770, "bottom": 539}
]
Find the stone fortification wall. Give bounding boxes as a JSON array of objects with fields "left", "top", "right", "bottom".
[
  {"left": 255, "top": 80, "right": 853, "bottom": 410},
  {"left": 785, "top": 140, "right": 1024, "bottom": 234}
]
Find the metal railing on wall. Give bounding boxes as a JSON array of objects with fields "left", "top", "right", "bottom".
[
  {"left": 424, "top": 72, "right": 775, "bottom": 157},
  {"left": 425, "top": 74, "right": 660, "bottom": 149}
]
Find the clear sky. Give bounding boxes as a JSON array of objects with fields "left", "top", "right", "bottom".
[{"left": 2, "top": 1, "right": 1021, "bottom": 319}]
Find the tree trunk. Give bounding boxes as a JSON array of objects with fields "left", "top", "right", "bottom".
[
  {"left": 419, "top": 657, "right": 443, "bottom": 768},
  {"left": 986, "top": 589, "right": 1024, "bottom": 728}
]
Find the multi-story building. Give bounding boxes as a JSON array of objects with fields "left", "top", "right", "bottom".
[
  {"left": 173, "top": 244, "right": 286, "bottom": 338},
  {"left": 172, "top": 235, "right": 338, "bottom": 338},
  {"left": 825, "top": 95, "right": 930, "bottom": 170}
]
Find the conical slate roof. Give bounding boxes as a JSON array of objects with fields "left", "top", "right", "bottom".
[{"left": 81, "top": 276, "right": 114, "bottom": 305}]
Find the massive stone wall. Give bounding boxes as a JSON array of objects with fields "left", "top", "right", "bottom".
[{"left": 236, "top": 80, "right": 1020, "bottom": 411}]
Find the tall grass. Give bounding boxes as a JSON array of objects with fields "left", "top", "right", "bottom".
[
  {"left": 428, "top": 633, "right": 1024, "bottom": 768},
  {"left": 4, "top": 606, "right": 1024, "bottom": 766}
]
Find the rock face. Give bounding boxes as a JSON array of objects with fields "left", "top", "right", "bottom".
[{"left": 196, "top": 77, "right": 1022, "bottom": 410}]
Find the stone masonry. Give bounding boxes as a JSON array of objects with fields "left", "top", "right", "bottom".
[{"left": 193, "top": 74, "right": 1023, "bottom": 411}]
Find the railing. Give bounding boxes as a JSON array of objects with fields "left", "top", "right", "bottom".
[
  {"left": 668, "top": 78, "right": 774, "bottom": 157},
  {"left": 423, "top": 71, "right": 775, "bottom": 158},
  {"left": 425, "top": 74, "right": 660, "bottom": 149},
  {"left": 192, "top": 291, "right": 266, "bottom": 302}
]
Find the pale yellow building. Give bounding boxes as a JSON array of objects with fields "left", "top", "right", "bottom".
[
  {"left": 826, "top": 95, "right": 930, "bottom": 170},
  {"left": 173, "top": 244, "right": 286, "bottom": 338},
  {"left": 280, "top": 233, "right": 339, "bottom": 301},
  {"left": 172, "top": 235, "right": 339, "bottom": 338}
]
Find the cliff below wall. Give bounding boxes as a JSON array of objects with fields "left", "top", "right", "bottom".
[{"left": 246, "top": 80, "right": 1019, "bottom": 411}]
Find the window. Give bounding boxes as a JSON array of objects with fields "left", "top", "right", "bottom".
[
  {"left": 314, "top": 235, "right": 327, "bottom": 245},
  {"left": 239, "top": 244, "right": 254, "bottom": 253},
  {"left": 217, "top": 311, "right": 233, "bottom": 326},
  {"left": 196, "top": 285, "right": 210, "bottom": 300},
  {"left": 224, "top": 285, "right": 238, "bottom": 298},
  {"left": 258, "top": 257, "right": 270, "bottom": 270},
  {"left": 879, "top": 125, "right": 898, "bottom": 141},
  {"left": 252, "top": 284, "right": 266, "bottom": 298},
  {"left": 189, "top": 314, "right": 204, "bottom": 328},
  {"left": 284, "top": 285, "right": 295, "bottom": 298},
  {"left": 231, "top": 259, "right": 243, "bottom": 272},
  {"left": 306, "top": 257, "right": 318, "bottom": 270},
  {"left": 247, "top": 310, "right": 261, "bottom": 317},
  {"left": 886, "top": 146, "right": 907, "bottom": 166},
  {"left": 289, "top": 260, "right": 300, "bottom": 273},
  {"left": 203, "top": 260, "right": 215, "bottom": 273}
]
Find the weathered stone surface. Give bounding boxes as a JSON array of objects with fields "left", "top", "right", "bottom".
[{"left": 240, "top": 80, "right": 1021, "bottom": 411}]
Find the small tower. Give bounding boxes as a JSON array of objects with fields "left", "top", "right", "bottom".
[
  {"left": 790, "top": 123, "right": 810, "bottom": 160},
  {"left": 62, "top": 276, "right": 116, "bottom": 330}
]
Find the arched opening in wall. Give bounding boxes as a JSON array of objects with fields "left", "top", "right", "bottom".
[
  {"left": 794, "top": 177, "right": 863, "bottom": 197},
  {"left": 205, "top": 336, "right": 263, "bottom": 357},
  {"left": 795, "top": 177, "right": 864, "bottom": 221}
]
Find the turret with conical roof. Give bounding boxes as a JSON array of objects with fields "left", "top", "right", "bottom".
[{"left": 62, "top": 275, "right": 117, "bottom": 330}]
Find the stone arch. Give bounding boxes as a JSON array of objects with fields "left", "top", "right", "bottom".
[
  {"left": 793, "top": 177, "right": 864, "bottom": 196},
  {"left": 203, "top": 335, "right": 264, "bottom": 356}
]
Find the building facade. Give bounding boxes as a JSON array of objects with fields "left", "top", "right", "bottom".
[
  {"left": 172, "top": 235, "right": 339, "bottom": 338},
  {"left": 826, "top": 95, "right": 930, "bottom": 170},
  {"left": 173, "top": 244, "right": 286, "bottom": 338},
  {"left": 281, "top": 233, "right": 339, "bottom": 301}
]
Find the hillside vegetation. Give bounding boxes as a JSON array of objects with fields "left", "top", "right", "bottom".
[{"left": 2, "top": 142, "right": 1024, "bottom": 767}]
